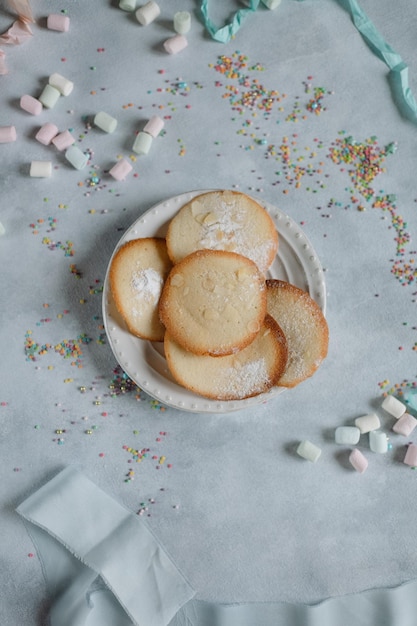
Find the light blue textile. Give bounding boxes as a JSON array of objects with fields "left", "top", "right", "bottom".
[
  {"left": 172, "top": 584, "right": 417, "bottom": 626},
  {"left": 17, "top": 467, "right": 195, "bottom": 626},
  {"left": 17, "top": 467, "right": 417, "bottom": 626}
]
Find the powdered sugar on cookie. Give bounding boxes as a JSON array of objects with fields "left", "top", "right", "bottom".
[
  {"left": 109, "top": 237, "right": 172, "bottom": 342},
  {"left": 166, "top": 190, "right": 278, "bottom": 274},
  {"left": 131, "top": 267, "right": 164, "bottom": 306}
]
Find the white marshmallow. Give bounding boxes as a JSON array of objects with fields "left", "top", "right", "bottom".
[
  {"left": 355, "top": 413, "right": 380, "bottom": 434},
  {"left": 65, "top": 145, "right": 88, "bottom": 170},
  {"left": 119, "top": 0, "right": 136, "bottom": 10},
  {"left": 30, "top": 161, "right": 52, "bottom": 178},
  {"left": 261, "top": 0, "right": 282, "bottom": 8},
  {"left": 49, "top": 73, "right": 74, "bottom": 96},
  {"left": 369, "top": 430, "right": 388, "bottom": 454},
  {"left": 381, "top": 395, "right": 406, "bottom": 418},
  {"left": 132, "top": 131, "right": 153, "bottom": 155},
  {"left": 296, "top": 440, "right": 321, "bottom": 463},
  {"left": 39, "top": 84, "right": 61, "bottom": 109},
  {"left": 94, "top": 111, "right": 118, "bottom": 133},
  {"left": 136, "top": 1, "right": 160, "bottom": 25},
  {"left": 335, "top": 426, "right": 360, "bottom": 445},
  {"left": 173, "top": 11, "right": 191, "bottom": 34}
]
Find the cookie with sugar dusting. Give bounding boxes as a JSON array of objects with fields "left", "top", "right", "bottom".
[
  {"left": 109, "top": 237, "right": 172, "bottom": 341},
  {"left": 159, "top": 249, "right": 267, "bottom": 356},
  {"left": 165, "top": 190, "right": 278, "bottom": 274},
  {"left": 164, "top": 314, "right": 288, "bottom": 400},
  {"left": 266, "top": 279, "right": 329, "bottom": 387}
]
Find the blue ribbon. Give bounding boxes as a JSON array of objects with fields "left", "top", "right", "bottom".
[{"left": 200, "top": 0, "right": 260, "bottom": 42}]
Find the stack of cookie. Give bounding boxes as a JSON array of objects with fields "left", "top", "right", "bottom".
[{"left": 109, "top": 190, "right": 329, "bottom": 401}]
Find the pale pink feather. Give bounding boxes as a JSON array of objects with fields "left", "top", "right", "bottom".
[{"left": 5, "top": 0, "right": 34, "bottom": 23}]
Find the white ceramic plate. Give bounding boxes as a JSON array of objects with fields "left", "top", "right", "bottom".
[{"left": 102, "top": 190, "right": 326, "bottom": 413}]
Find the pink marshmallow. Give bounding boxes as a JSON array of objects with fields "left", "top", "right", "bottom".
[
  {"left": 20, "top": 94, "right": 42, "bottom": 115},
  {"left": 143, "top": 115, "right": 164, "bottom": 138},
  {"left": 52, "top": 130, "right": 75, "bottom": 151},
  {"left": 392, "top": 413, "right": 417, "bottom": 437},
  {"left": 0, "top": 49, "right": 7, "bottom": 75},
  {"left": 404, "top": 443, "right": 417, "bottom": 467},
  {"left": 163, "top": 34, "right": 188, "bottom": 55},
  {"left": 47, "top": 14, "right": 70, "bottom": 32},
  {"left": 109, "top": 159, "right": 133, "bottom": 181},
  {"left": 0, "top": 125, "right": 17, "bottom": 143},
  {"left": 35, "top": 123, "right": 59, "bottom": 145},
  {"left": 349, "top": 448, "right": 368, "bottom": 474}
]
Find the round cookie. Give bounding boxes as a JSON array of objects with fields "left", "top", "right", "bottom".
[
  {"left": 164, "top": 315, "right": 288, "bottom": 400},
  {"left": 165, "top": 190, "right": 278, "bottom": 274},
  {"left": 109, "top": 237, "right": 172, "bottom": 341},
  {"left": 266, "top": 279, "right": 329, "bottom": 387},
  {"left": 159, "top": 249, "right": 267, "bottom": 356}
]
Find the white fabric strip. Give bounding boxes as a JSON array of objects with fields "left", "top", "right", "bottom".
[{"left": 17, "top": 467, "right": 195, "bottom": 626}]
